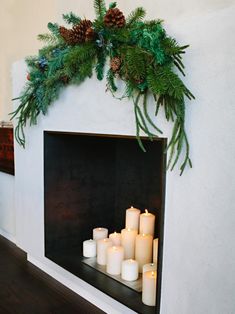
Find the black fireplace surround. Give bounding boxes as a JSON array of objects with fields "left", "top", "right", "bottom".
[{"left": 44, "top": 131, "right": 166, "bottom": 314}]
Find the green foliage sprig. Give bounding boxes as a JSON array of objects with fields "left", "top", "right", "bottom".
[{"left": 11, "top": 0, "right": 194, "bottom": 175}]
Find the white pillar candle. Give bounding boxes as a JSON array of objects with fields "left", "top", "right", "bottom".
[
  {"left": 121, "top": 259, "right": 139, "bottom": 281},
  {"left": 106, "top": 246, "right": 124, "bottom": 275},
  {"left": 93, "top": 227, "right": 108, "bottom": 241},
  {"left": 143, "top": 262, "right": 157, "bottom": 273},
  {"left": 153, "top": 238, "right": 159, "bottom": 264},
  {"left": 139, "top": 209, "right": 155, "bottom": 236},
  {"left": 83, "top": 239, "right": 96, "bottom": 257},
  {"left": 125, "top": 206, "right": 141, "bottom": 231},
  {"left": 109, "top": 231, "right": 121, "bottom": 246},
  {"left": 142, "top": 270, "right": 157, "bottom": 306},
  {"left": 121, "top": 228, "right": 138, "bottom": 259},
  {"left": 135, "top": 234, "right": 153, "bottom": 273},
  {"left": 97, "top": 238, "right": 112, "bottom": 265}
]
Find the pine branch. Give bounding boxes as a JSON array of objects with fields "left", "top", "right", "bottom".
[
  {"left": 106, "top": 69, "right": 117, "bottom": 92},
  {"left": 47, "top": 22, "right": 60, "bottom": 36},
  {"left": 126, "top": 7, "right": 146, "bottom": 27},
  {"left": 95, "top": 50, "right": 106, "bottom": 80},
  {"left": 37, "top": 33, "right": 58, "bottom": 45},
  {"left": 94, "top": 0, "right": 106, "bottom": 21},
  {"left": 62, "top": 12, "right": 81, "bottom": 25}
]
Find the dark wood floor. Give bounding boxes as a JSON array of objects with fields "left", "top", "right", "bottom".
[{"left": 0, "top": 235, "right": 105, "bottom": 314}]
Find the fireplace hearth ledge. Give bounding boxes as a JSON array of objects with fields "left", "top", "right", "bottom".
[{"left": 27, "top": 254, "right": 136, "bottom": 314}]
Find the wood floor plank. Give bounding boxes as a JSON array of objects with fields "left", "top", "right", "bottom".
[{"left": 0, "top": 236, "right": 105, "bottom": 314}]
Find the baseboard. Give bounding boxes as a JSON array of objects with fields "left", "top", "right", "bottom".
[{"left": 0, "top": 228, "right": 16, "bottom": 244}]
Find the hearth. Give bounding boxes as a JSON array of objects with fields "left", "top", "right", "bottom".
[{"left": 44, "top": 131, "right": 166, "bottom": 314}]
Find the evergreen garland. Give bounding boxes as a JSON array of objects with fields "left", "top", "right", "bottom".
[{"left": 11, "top": 0, "right": 194, "bottom": 175}]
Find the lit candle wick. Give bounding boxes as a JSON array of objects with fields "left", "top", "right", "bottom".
[{"left": 145, "top": 209, "right": 149, "bottom": 214}]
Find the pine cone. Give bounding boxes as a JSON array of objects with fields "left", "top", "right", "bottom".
[
  {"left": 85, "top": 27, "right": 95, "bottom": 42},
  {"left": 110, "top": 57, "right": 122, "bottom": 72},
  {"left": 59, "top": 26, "right": 74, "bottom": 45},
  {"left": 71, "top": 20, "right": 93, "bottom": 44},
  {"left": 104, "top": 8, "right": 126, "bottom": 28}
]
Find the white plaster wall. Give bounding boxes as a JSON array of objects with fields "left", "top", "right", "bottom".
[
  {"left": 12, "top": 2, "right": 235, "bottom": 314},
  {"left": 0, "top": 172, "right": 15, "bottom": 241}
]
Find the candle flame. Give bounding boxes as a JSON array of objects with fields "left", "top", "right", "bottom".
[
  {"left": 114, "top": 231, "right": 117, "bottom": 234},
  {"left": 127, "top": 228, "right": 131, "bottom": 231},
  {"left": 151, "top": 271, "right": 155, "bottom": 276},
  {"left": 145, "top": 209, "right": 149, "bottom": 214},
  {"left": 131, "top": 206, "right": 133, "bottom": 208},
  {"left": 98, "top": 227, "right": 102, "bottom": 230}
]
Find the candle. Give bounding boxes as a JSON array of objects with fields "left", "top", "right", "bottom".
[
  {"left": 97, "top": 238, "right": 112, "bottom": 265},
  {"left": 125, "top": 206, "right": 141, "bottom": 231},
  {"left": 121, "top": 228, "right": 138, "bottom": 259},
  {"left": 153, "top": 238, "right": 159, "bottom": 264},
  {"left": 83, "top": 239, "right": 96, "bottom": 258},
  {"left": 93, "top": 227, "right": 108, "bottom": 241},
  {"left": 142, "top": 270, "right": 157, "bottom": 306},
  {"left": 121, "top": 259, "right": 139, "bottom": 281},
  {"left": 135, "top": 233, "right": 153, "bottom": 273},
  {"left": 109, "top": 231, "right": 121, "bottom": 246},
  {"left": 143, "top": 262, "right": 157, "bottom": 273},
  {"left": 106, "top": 246, "right": 124, "bottom": 275},
  {"left": 139, "top": 209, "right": 155, "bottom": 236}
]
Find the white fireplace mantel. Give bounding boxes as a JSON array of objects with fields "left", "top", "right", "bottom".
[{"left": 11, "top": 5, "right": 235, "bottom": 314}]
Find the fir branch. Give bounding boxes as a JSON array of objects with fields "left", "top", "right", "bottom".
[
  {"left": 47, "top": 22, "right": 60, "bottom": 36},
  {"left": 106, "top": 69, "right": 117, "bottom": 92},
  {"left": 37, "top": 33, "right": 58, "bottom": 45},
  {"left": 94, "top": 0, "right": 106, "bottom": 21},
  {"left": 62, "top": 12, "right": 81, "bottom": 25},
  {"left": 126, "top": 7, "right": 146, "bottom": 27},
  {"left": 96, "top": 50, "right": 106, "bottom": 80}
]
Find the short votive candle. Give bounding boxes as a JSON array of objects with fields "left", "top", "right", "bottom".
[{"left": 83, "top": 239, "right": 96, "bottom": 258}]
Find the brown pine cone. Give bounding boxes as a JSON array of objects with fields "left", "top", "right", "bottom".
[
  {"left": 104, "top": 8, "right": 126, "bottom": 28},
  {"left": 85, "top": 27, "right": 95, "bottom": 42},
  {"left": 110, "top": 57, "right": 122, "bottom": 72},
  {"left": 71, "top": 19, "right": 93, "bottom": 44},
  {"left": 59, "top": 26, "right": 73, "bottom": 45}
]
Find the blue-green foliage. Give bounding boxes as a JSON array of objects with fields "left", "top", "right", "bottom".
[{"left": 11, "top": 0, "right": 194, "bottom": 175}]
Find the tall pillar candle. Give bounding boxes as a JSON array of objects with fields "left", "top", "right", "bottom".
[
  {"left": 139, "top": 210, "right": 155, "bottom": 236},
  {"left": 142, "top": 270, "right": 157, "bottom": 306},
  {"left": 135, "top": 234, "right": 153, "bottom": 273},
  {"left": 97, "top": 238, "right": 112, "bottom": 265},
  {"left": 121, "top": 228, "right": 137, "bottom": 259},
  {"left": 125, "top": 206, "right": 141, "bottom": 231},
  {"left": 121, "top": 259, "right": 139, "bottom": 281},
  {"left": 106, "top": 246, "right": 124, "bottom": 275},
  {"left": 143, "top": 262, "right": 157, "bottom": 273},
  {"left": 93, "top": 227, "right": 108, "bottom": 241},
  {"left": 153, "top": 238, "right": 159, "bottom": 264},
  {"left": 109, "top": 231, "right": 121, "bottom": 246},
  {"left": 83, "top": 239, "right": 96, "bottom": 257}
]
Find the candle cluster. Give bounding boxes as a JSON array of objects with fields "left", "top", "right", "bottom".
[{"left": 83, "top": 206, "right": 159, "bottom": 307}]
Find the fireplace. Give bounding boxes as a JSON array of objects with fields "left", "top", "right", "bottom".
[{"left": 44, "top": 131, "right": 166, "bottom": 314}]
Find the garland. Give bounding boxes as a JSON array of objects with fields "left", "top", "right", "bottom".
[{"left": 11, "top": 0, "right": 194, "bottom": 175}]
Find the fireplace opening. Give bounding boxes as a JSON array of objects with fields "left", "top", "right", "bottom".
[{"left": 44, "top": 131, "right": 166, "bottom": 314}]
